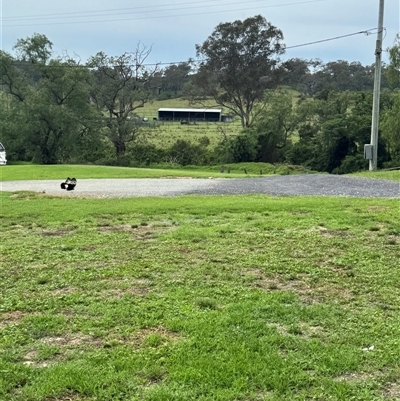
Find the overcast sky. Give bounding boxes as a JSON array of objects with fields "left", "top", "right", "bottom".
[{"left": 1, "top": 0, "right": 399, "bottom": 67}]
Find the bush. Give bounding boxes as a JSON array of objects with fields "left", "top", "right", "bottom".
[{"left": 332, "top": 154, "right": 368, "bottom": 174}]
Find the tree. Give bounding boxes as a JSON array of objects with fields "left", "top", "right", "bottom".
[
  {"left": 1, "top": 34, "right": 103, "bottom": 164},
  {"left": 26, "top": 59, "right": 103, "bottom": 164},
  {"left": 13, "top": 33, "right": 53, "bottom": 65},
  {"left": 194, "top": 15, "right": 285, "bottom": 128},
  {"left": 386, "top": 34, "right": 400, "bottom": 88},
  {"left": 285, "top": 92, "right": 368, "bottom": 172},
  {"left": 252, "top": 90, "right": 297, "bottom": 163},
  {"left": 381, "top": 36, "right": 400, "bottom": 162},
  {"left": 381, "top": 92, "right": 400, "bottom": 162},
  {"left": 280, "top": 58, "right": 312, "bottom": 94},
  {"left": 161, "top": 62, "right": 192, "bottom": 96},
  {"left": 88, "top": 46, "right": 158, "bottom": 159}
]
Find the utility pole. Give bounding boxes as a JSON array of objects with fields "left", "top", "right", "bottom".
[{"left": 368, "top": 0, "right": 385, "bottom": 171}]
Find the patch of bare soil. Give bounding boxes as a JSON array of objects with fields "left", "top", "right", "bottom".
[
  {"left": 386, "top": 235, "right": 400, "bottom": 245},
  {"left": 242, "top": 268, "right": 317, "bottom": 303},
  {"left": 97, "top": 278, "right": 152, "bottom": 299},
  {"left": 80, "top": 245, "right": 96, "bottom": 251},
  {"left": 40, "top": 333, "right": 102, "bottom": 348},
  {"left": 22, "top": 333, "right": 103, "bottom": 368},
  {"left": 333, "top": 370, "right": 398, "bottom": 394},
  {"left": 96, "top": 223, "right": 160, "bottom": 241},
  {"left": 334, "top": 371, "right": 376, "bottom": 383},
  {"left": 50, "top": 286, "right": 77, "bottom": 297},
  {"left": 97, "top": 223, "right": 136, "bottom": 232},
  {"left": 367, "top": 205, "right": 390, "bottom": 212},
  {"left": 288, "top": 210, "right": 310, "bottom": 216},
  {"left": 383, "top": 381, "right": 400, "bottom": 400},
  {"left": 242, "top": 268, "right": 355, "bottom": 304},
  {"left": 45, "top": 393, "right": 91, "bottom": 401},
  {"left": 22, "top": 348, "right": 65, "bottom": 368},
  {"left": 41, "top": 227, "right": 77, "bottom": 236},
  {"left": 248, "top": 390, "right": 274, "bottom": 400},
  {"left": 266, "top": 322, "right": 324, "bottom": 339},
  {"left": 127, "top": 326, "right": 181, "bottom": 346},
  {"left": 319, "top": 227, "right": 350, "bottom": 237},
  {"left": 0, "top": 310, "right": 32, "bottom": 329}
]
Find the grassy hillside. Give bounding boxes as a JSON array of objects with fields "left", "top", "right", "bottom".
[
  {"left": 137, "top": 98, "right": 242, "bottom": 148},
  {"left": 134, "top": 91, "right": 303, "bottom": 149}
]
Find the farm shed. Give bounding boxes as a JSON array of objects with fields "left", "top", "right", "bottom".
[{"left": 158, "top": 108, "right": 222, "bottom": 122}]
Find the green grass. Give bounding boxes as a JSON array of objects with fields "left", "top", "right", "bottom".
[
  {"left": 1, "top": 191, "right": 400, "bottom": 400},
  {"left": 142, "top": 120, "right": 243, "bottom": 149},
  {"left": 137, "top": 93, "right": 305, "bottom": 148},
  {"left": 350, "top": 170, "right": 400, "bottom": 182},
  {"left": 0, "top": 163, "right": 313, "bottom": 181},
  {"left": 134, "top": 97, "right": 243, "bottom": 148}
]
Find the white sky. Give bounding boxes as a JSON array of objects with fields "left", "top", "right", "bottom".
[{"left": 1, "top": 0, "right": 399, "bottom": 67}]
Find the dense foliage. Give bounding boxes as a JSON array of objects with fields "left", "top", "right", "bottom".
[
  {"left": 1, "top": 26, "right": 399, "bottom": 173},
  {"left": 194, "top": 15, "right": 285, "bottom": 128}
]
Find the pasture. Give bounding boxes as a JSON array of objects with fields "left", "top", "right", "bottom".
[
  {"left": 1, "top": 174, "right": 400, "bottom": 400},
  {"left": 141, "top": 120, "right": 242, "bottom": 149},
  {"left": 136, "top": 98, "right": 243, "bottom": 148},
  {"left": 131, "top": 92, "right": 302, "bottom": 148}
]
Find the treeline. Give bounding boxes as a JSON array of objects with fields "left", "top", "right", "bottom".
[
  {"left": 162, "top": 58, "right": 392, "bottom": 100},
  {"left": 1, "top": 29, "right": 399, "bottom": 173}
]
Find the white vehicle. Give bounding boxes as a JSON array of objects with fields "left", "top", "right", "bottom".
[{"left": 0, "top": 142, "right": 7, "bottom": 165}]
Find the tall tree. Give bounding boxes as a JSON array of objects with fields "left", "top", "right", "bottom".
[
  {"left": 161, "top": 62, "right": 192, "bottom": 96},
  {"left": 13, "top": 33, "right": 53, "bottom": 65},
  {"left": 194, "top": 15, "right": 285, "bottom": 128},
  {"left": 381, "top": 35, "right": 400, "bottom": 162},
  {"left": 1, "top": 34, "right": 102, "bottom": 164},
  {"left": 26, "top": 59, "right": 102, "bottom": 164},
  {"left": 386, "top": 34, "right": 400, "bottom": 88},
  {"left": 280, "top": 58, "right": 312, "bottom": 94},
  {"left": 251, "top": 90, "right": 297, "bottom": 162},
  {"left": 88, "top": 46, "right": 158, "bottom": 158}
]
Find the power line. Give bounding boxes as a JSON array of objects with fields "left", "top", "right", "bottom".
[
  {"left": 3, "top": 27, "right": 383, "bottom": 68},
  {"left": 4, "top": 0, "right": 323, "bottom": 21},
  {"left": 145, "top": 28, "right": 384, "bottom": 66},
  {"left": 2, "top": 0, "right": 328, "bottom": 27},
  {"left": 286, "top": 28, "right": 380, "bottom": 50}
]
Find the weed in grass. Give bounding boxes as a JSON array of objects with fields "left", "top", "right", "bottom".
[
  {"left": 195, "top": 297, "right": 218, "bottom": 310},
  {"left": 36, "top": 276, "right": 50, "bottom": 285},
  {"left": 369, "top": 226, "right": 381, "bottom": 231}
]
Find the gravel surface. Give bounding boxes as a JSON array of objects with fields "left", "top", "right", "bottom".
[{"left": 1, "top": 174, "right": 399, "bottom": 198}]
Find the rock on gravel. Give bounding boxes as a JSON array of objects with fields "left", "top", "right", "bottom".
[{"left": 1, "top": 174, "right": 399, "bottom": 198}]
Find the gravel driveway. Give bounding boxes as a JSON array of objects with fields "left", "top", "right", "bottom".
[{"left": 1, "top": 174, "right": 399, "bottom": 198}]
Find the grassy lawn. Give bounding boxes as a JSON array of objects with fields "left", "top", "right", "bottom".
[
  {"left": 0, "top": 163, "right": 313, "bottom": 181},
  {"left": 351, "top": 170, "right": 400, "bottom": 182},
  {"left": 1, "top": 191, "right": 400, "bottom": 401}
]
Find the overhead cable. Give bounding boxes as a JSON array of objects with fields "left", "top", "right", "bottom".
[{"left": 2, "top": 0, "right": 328, "bottom": 27}]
